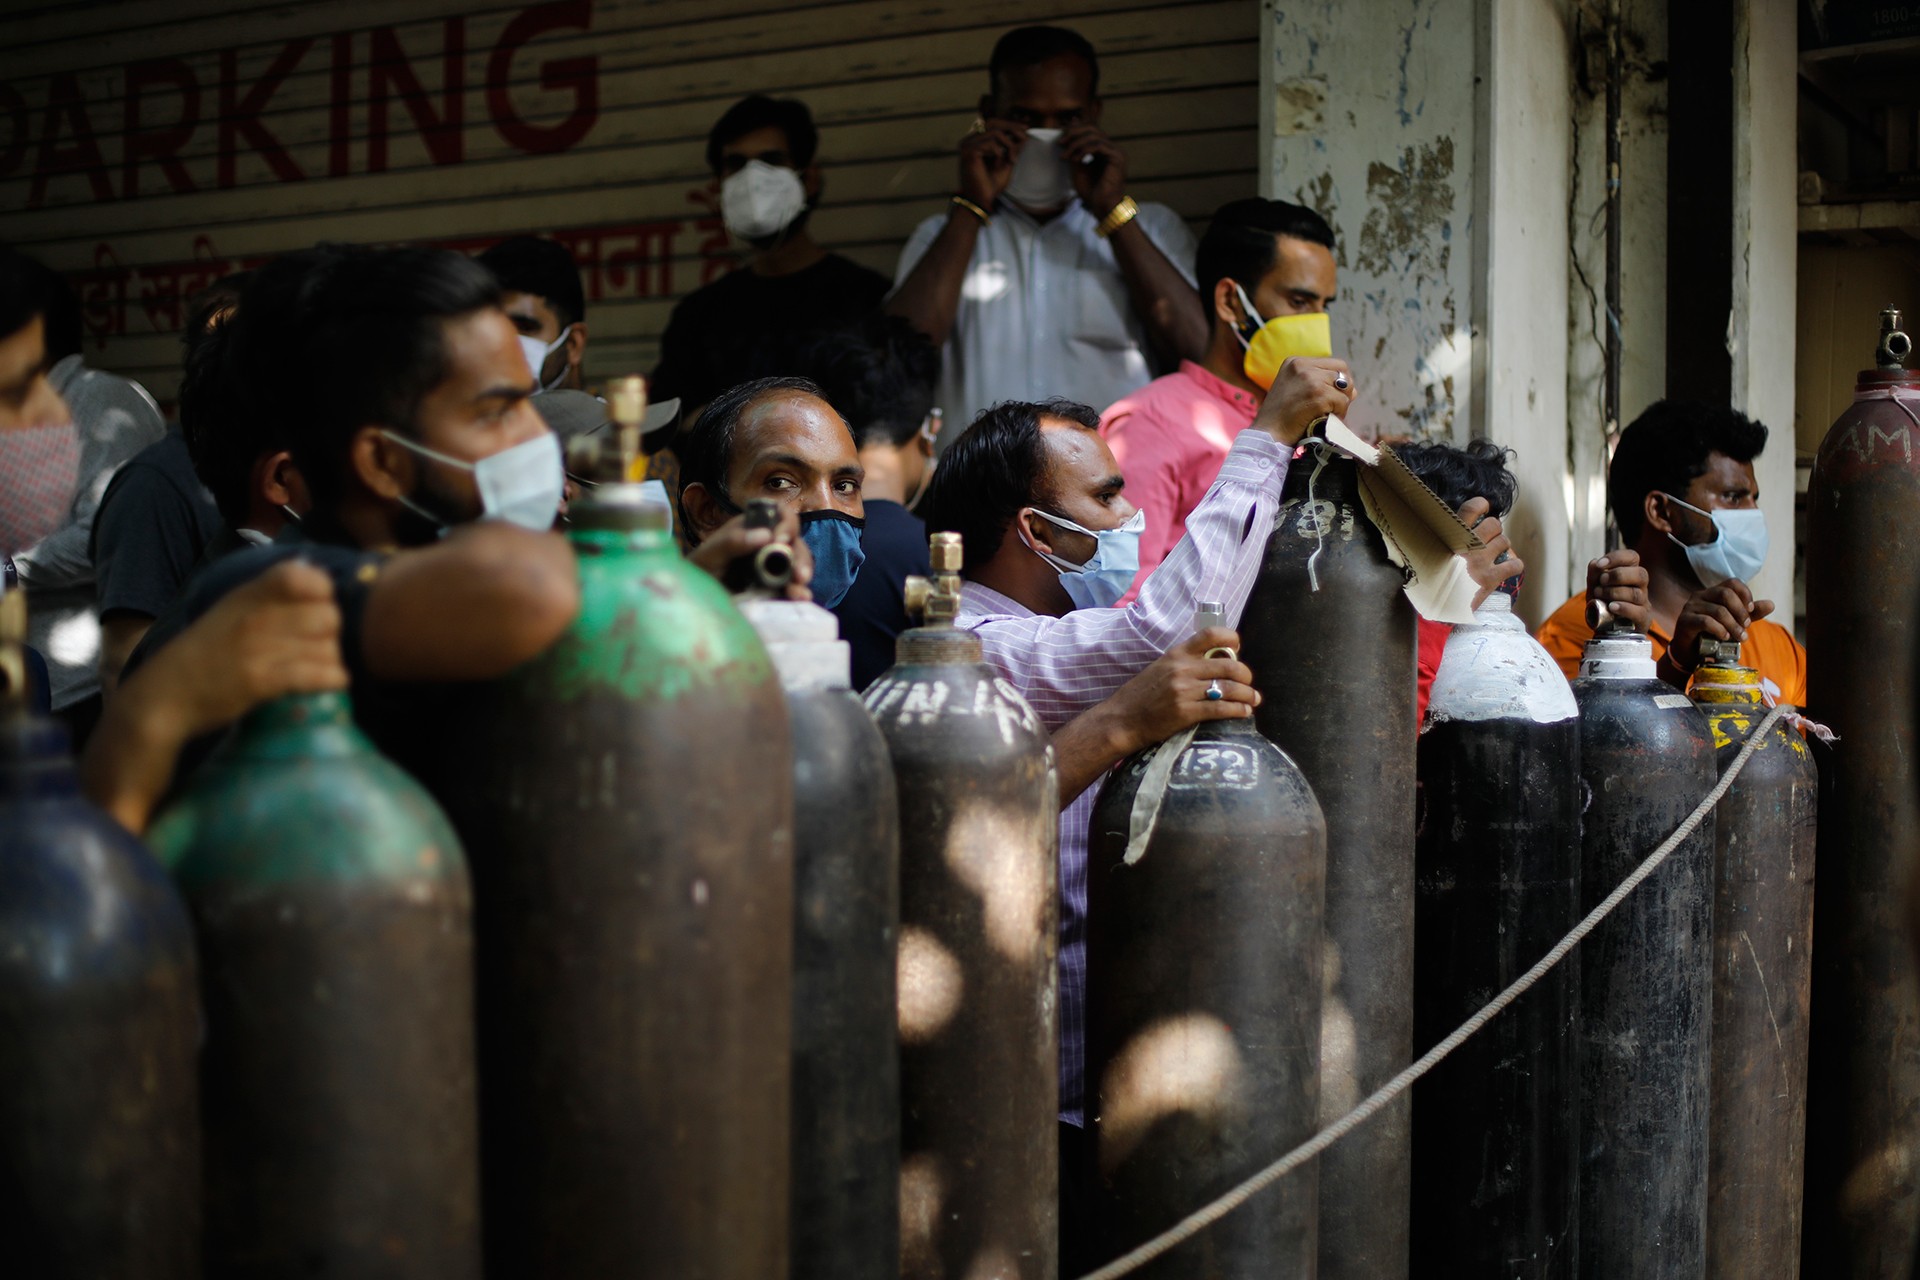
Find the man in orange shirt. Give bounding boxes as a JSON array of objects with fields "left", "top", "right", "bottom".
[{"left": 1536, "top": 400, "right": 1807, "bottom": 706}]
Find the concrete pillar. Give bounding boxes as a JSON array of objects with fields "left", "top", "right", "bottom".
[{"left": 1729, "top": 0, "right": 1798, "bottom": 626}]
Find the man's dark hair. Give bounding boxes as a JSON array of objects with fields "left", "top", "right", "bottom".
[
  {"left": 21, "top": 256, "right": 84, "bottom": 363},
  {"left": 1195, "top": 198, "right": 1337, "bottom": 307},
  {"left": 181, "top": 313, "right": 270, "bottom": 527},
  {"left": 0, "top": 245, "right": 47, "bottom": 344},
  {"left": 227, "top": 243, "right": 501, "bottom": 507},
  {"left": 477, "top": 236, "right": 585, "bottom": 329},
  {"left": 921, "top": 398, "right": 1101, "bottom": 573},
  {"left": 1608, "top": 400, "right": 1768, "bottom": 543},
  {"left": 182, "top": 271, "right": 251, "bottom": 353},
  {"left": 705, "top": 95, "right": 819, "bottom": 175},
  {"left": 1396, "top": 438, "right": 1518, "bottom": 518},
  {"left": 676, "top": 375, "right": 828, "bottom": 535},
  {"left": 990, "top": 26, "right": 1100, "bottom": 96},
  {"left": 750, "top": 317, "right": 939, "bottom": 450}
]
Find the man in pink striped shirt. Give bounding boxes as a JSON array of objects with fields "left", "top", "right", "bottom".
[
  {"left": 1101, "top": 199, "right": 1339, "bottom": 603},
  {"left": 918, "top": 358, "right": 1351, "bottom": 1271}
]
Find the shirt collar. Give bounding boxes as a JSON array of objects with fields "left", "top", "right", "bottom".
[
  {"left": 957, "top": 579, "right": 1037, "bottom": 621},
  {"left": 1176, "top": 359, "right": 1262, "bottom": 416}
]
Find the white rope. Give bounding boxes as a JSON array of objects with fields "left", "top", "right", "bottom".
[{"left": 1077, "top": 703, "right": 1789, "bottom": 1280}]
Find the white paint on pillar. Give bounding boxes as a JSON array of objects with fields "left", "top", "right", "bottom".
[
  {"left": 1730, "top": 0, "right": 1799, "bottom": 633},
  {"left": 1261, "top": 0, "right": 1477, "bottom": 442},
  {"left": 1472, "top": 0, "right": 1573, "bottom": 627}
]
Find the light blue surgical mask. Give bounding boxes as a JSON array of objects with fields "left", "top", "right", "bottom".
[
  {"left": 1662, "top": 492, "right": 1768, "bottom": 587},
  {"left": 1027, "top": 507, "right": 1146, "bottom": 610},
  {"left": 383, "top": 429, "right": 565, "bottom": 533}
]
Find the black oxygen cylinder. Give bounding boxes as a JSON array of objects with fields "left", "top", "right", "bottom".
[
  {"left": 1689, "top": 643, "right": 1817, "bottom": 1277},
  {"left": 1085, "top": 607, "right": 1327, "bottom": 1277},
  {"left": 0, "top": 704, "right": 201, "bottom": 1276},
  {"left": 1411, "top": 591, "right": 1581, "bottom": 1278},
  {"left": 1571, "top": 627, "right": 1718, "bottom": 1279},
  {"left": 864, "top": 533, "right": 1058, "bottom": 1280},
  {"left": 1804, "top": 307, "right": 1920, "bottom": 1277},
  {"left": 1240, "top": 444, "right": 1418, "bottom": 1280},
  {"left": 742, "top": 599, "right": 902, "bottom": 1280}
]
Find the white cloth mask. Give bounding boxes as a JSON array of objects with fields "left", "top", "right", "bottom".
[
  {"left": 518, "top": 326, "right": 573, "bottom": 392},
  {"left": 721, "top": 160, "right": 809, "bottom": 241},
  {"left": 383, "top": 430, "right": 565, "bottom": 533},
  {"left": 1663, "top": 493, "right": 1769, "bottom": 587},
  {"left": 1004, "top": 127, "right": 1074, "bottom": 212},
  {"left": 1027, "top": 507, "right": 1145, "bottom": 610}
]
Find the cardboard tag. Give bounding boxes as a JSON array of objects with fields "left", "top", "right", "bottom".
[{"left": 1318, "top": 416, "right": 1485, "bottom": 625}]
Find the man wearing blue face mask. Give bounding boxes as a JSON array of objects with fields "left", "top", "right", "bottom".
[
  {"left": 677, "top": 376, "right": 869, "bottom": 610},
  {"left": 1537, "top": 399, "right": 1806, "bottom": 706},
  {"left": 919, "top": 360, "right": 1352, "bottom": 1274}
]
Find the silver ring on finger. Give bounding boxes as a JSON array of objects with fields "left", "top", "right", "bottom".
[
  {"left": 1334, "top": 373, "right": 1351, "bottom": 391},
  {"left": 1205, "top": 680, "right": 1224, "bottom": 701}
]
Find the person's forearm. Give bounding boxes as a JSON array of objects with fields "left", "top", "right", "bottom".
[
  {"left": 884, "top": 210, "right": 983, "bottom": 347},
  {"left": 1052, "top": 704, "right": 1135, "bottom": 809},
  {"left": 98, "top": 613, "right": 154, "bottom": 700},
  {"left": 1108, "top": 219, "right": 1209, "bottom": 364},
  {"left": 80, "top": 673, "right": 190, "bottom": 834}
]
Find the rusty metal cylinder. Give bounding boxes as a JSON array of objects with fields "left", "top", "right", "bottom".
[
  {"left": 1687, "top": 644, "right": 1816, "bottom": 1277},
  {"left": 449, "top": 491, "right": 795, "bottom": 1277},
  {"left": 0, "top": 710, "right": 201, "bottom": 1277},
  {"left": 742, "top": 600, "right": 901, "bottom": 1280},
  {"left": 1571, "top": 628, "right": 1718, "bottom": 1279},
  {"left": 1411, "top": 592, "right": 1580, "bottom": 1278},
  {"left": 1240, "top": 445, "right": 1417, "bottom": 1280},
  {"left": 1085, "top": 709, "right": 1327, "bottom": 1276},
  {"left": 148, "top": 691, "right": 480, "bottom": 1277},
  {"left": 1805, "top": 307, "right": 1920, "bottom": 1277},
  {"left": 864, "top": 533, "right": 1058, "bottom": 1280}
]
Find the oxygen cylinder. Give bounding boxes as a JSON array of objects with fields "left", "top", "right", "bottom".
[
  {"left": 740, "top": 599, "right": 901, "bottom": 1280},
  {"left": 148, "top": 691, "right": 479, "bottom": 1277},
  {"left": 0, "top": 594, "right": 200, "bottom": 1277},
  {"left": 1239, "top": 444, "right": 1418, "bottom": 1280},
  {"left": 452, "top": 452, "right": 794, "bottom": 1276},
  {"left": 1411, "top": 591, "right": 1580, "bottom": 1278},
  {"left": 863, "top": 532, "right": 1058, "bottom": 1280},
  {"left": 1085, "top": 605, "right": 1327, "bottom": 1275},
  {"left": 1571, "top": 626, "right": 1717, "bottom": 1279},
  {"left": 1686, "top": 640, "right": 1816, "bottom": 1276},
  {"left": 1804, "top": 306, "right": 1920, "bottom": 1276}
]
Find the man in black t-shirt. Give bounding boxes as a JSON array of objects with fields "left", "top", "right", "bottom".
[{"left": 649, "top": 95, "right": 890, "bottom": 420}]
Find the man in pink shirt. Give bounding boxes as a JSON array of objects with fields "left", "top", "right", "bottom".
[{"left": 1100, "top": 198, "right": 1338, "bottom": 599}]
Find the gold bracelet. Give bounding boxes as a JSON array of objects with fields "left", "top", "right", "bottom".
[
  {"left": 950, "top": 194, "right": 991, "bottom": 226},
  {"left": 1096, "top": 195, "right": 1139, "bottom": 239}
]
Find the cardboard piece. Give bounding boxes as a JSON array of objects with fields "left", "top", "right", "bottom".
[{"left": 1318, "top": 416, "right": 1486, "bottom": 625}]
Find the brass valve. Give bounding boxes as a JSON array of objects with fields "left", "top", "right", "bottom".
[{"left": 908, "top": 532, "right": 966, "bottom": 625}]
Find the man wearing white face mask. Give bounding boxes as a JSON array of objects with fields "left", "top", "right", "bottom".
[
  {"left": 887, "top": 26, "right": 1209, "bottom": 436},
  {"left": 650, "top": 95, "right": 890, "bottom": 418},
  {"left": 1536, "top": 399, "right": 1807, "bottom": 706},
  {"left": 123, "top": 243, "right": 584, "bottom": 794},
  {"left": 478, "top": 236, "right": 590, "bottom": 394},
  {"left": 919, "top": 361, "right": 1352, "bottom": 1274}
]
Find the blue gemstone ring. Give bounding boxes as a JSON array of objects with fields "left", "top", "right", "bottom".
[{"left": 1205, "top": 681, "right": 1224, "bottom": 701}]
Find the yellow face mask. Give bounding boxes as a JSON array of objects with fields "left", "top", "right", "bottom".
[{"left": 1233, "top": 282, "right": 1332, "bottom": 390}]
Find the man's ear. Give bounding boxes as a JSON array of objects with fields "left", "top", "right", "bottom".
[
  {"left": 1214, "top": 277, "right": 1248, "bottom": 330},
  {"left": 977, "top": 92, "right": 997, "bottom": 123},
  {"left": 259, "top": 449, "right": 302, "bottom": 509},
  {"left": 352, "top": 427, "right": 413, "bottom": 502},
  {"left": 802, "top": 165, "right": 823, "bottom": 202},
  {"left": 1085, "top": 96, "right": 1104, "bottom": 126},
  {"left": 564, "top": 323, "right": 588, "bottom": 373},
  {"left": 680, "top": 482, "right": 729, "bottom": 545},
  {"left": 1642, "top": 490, "right": 1676, "bottom": 538}
]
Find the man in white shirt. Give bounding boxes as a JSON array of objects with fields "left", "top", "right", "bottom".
[{"left": 887, "top": 25, "right": 1208, "bottom": 434}]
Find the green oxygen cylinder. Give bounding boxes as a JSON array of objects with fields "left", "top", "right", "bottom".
[
  {"left": 149, "top": 690, "right": 480, "bottom": 1277},
  {"left": 446, "top": 387, "right": 796, "bottom": 1278}
]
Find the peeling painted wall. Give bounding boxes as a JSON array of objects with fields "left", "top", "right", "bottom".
[{"left": 1261, "top": 0, "right": 1477, "bottom": 441}]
